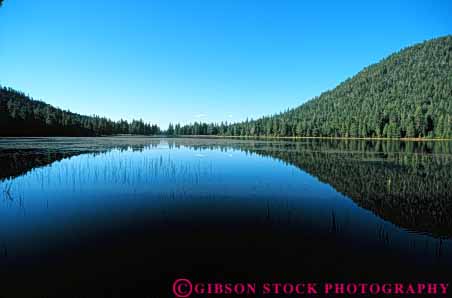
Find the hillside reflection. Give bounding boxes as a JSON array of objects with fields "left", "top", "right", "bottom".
[{"left": 1, "top": 138, "right": 451, "bottom": 238}]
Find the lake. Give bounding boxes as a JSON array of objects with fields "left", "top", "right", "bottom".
[{"left": 0, "top": 137, "right": 451, "bottom": 297}]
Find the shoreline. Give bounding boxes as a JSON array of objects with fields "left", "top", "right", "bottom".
[
  {"left": 1, "top": 134, "right": 452, "bottom": 142},
  {"left": 164, "top": 135, "right": 452, "bottom": 142}
]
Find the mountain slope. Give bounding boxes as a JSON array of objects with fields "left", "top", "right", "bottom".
[
  {"left": 281, "top": 35, "right": 452, "bottom": 138},
  {"left": 0, "top": 87, "right": 160, "bottom": 136},
  {"left": 239, "top": 35, "right": 452, "bottom": 138},
  {"left": 172, "top": 36, "right": 452, "bottom": 138}
]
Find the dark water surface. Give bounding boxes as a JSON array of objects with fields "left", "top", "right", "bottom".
[{"left": 0, "top": 137, "right": 451, "bottom": 297}]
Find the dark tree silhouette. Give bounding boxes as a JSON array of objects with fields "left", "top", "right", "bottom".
[{"left": 0, "top": 87, "right": 160, "bottom": 136}]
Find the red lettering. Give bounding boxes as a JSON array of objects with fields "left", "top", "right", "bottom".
[
  {"left": 214, "top": 283, "right": 223, "bottom": 294},
  {"left": 194, "top": 283, "right": 204, "bottom": 294},
  {"left": 382, "top": 283, "right": 392, "bottom": 294},
  {"left": 395, "top": 283, "right": 404, "bottom": 294},
  {"left": 307, "top": 283, "right": 317, "bottom": 294},
  {"left": 283, "top": 283, "right": 292, "bottom": 294},
  {"left": 262, "top": 283, "right": 271, "bottom": 294},
  {"left": 324, "top": 283, "right": 333, "bottom": 294},
  {"left": 427, "top": 283, "right": 437, "bottom": 294},
  {"left": 336, "top": 283, "right": 344, "bottom": 294},
  {"left": 369, "top": 283, "right": 380, "bottom": 294},
  {"left": 224, "top": 283, "right": 232, "bottom": 294},
  {"left": 440, "top": 283, "right": 449, "bottom": 294},
  {"left": 295, "top": 283, "right": 305, "bottom": 294},
  {"left": 346, "top": 283, "right": 357, "bottom": 294},
  {"left": 417, "top": 283, "right": 426, "bottom": 293}
]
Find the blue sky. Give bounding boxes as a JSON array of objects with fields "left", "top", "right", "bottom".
[{"left": 0, "top": 0, "right": 451, "bottom": 128}]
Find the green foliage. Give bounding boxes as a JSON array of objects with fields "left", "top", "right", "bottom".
[
  {"left": 0, "top": 87, "right": 160, "bottom": 136},
  {"left": 172, "top": 36, "right": 452, "bottom": 139}
]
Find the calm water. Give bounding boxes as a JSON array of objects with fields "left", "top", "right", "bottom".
[{"left": 0, "top": 137, "right": 451, "bottom": 297}]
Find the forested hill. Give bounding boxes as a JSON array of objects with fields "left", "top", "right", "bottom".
[
  {"left": 170, "top": 35, "right": 452, "bottom": 138},
  {"left": 0, "top": 87, "right": 160, "bottom": 136}
]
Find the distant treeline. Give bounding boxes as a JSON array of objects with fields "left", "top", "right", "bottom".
[
  {"left": 167, "top": 36, "right": 452, "bottom": 139},
  {"left": 0, "top": 87, "right": 160, "bottom": 136}
]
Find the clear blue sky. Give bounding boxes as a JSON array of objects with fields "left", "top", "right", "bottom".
[{"left": 1, "top": 0, "right": 451, "bottom": 128}]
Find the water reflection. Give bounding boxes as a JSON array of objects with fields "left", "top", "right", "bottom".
[
  {"left": 1, "top": 138, "right": 451, "bottom": 238},
  {"left": 0, "top": 137, "right": 451, "bottom": 296}
]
